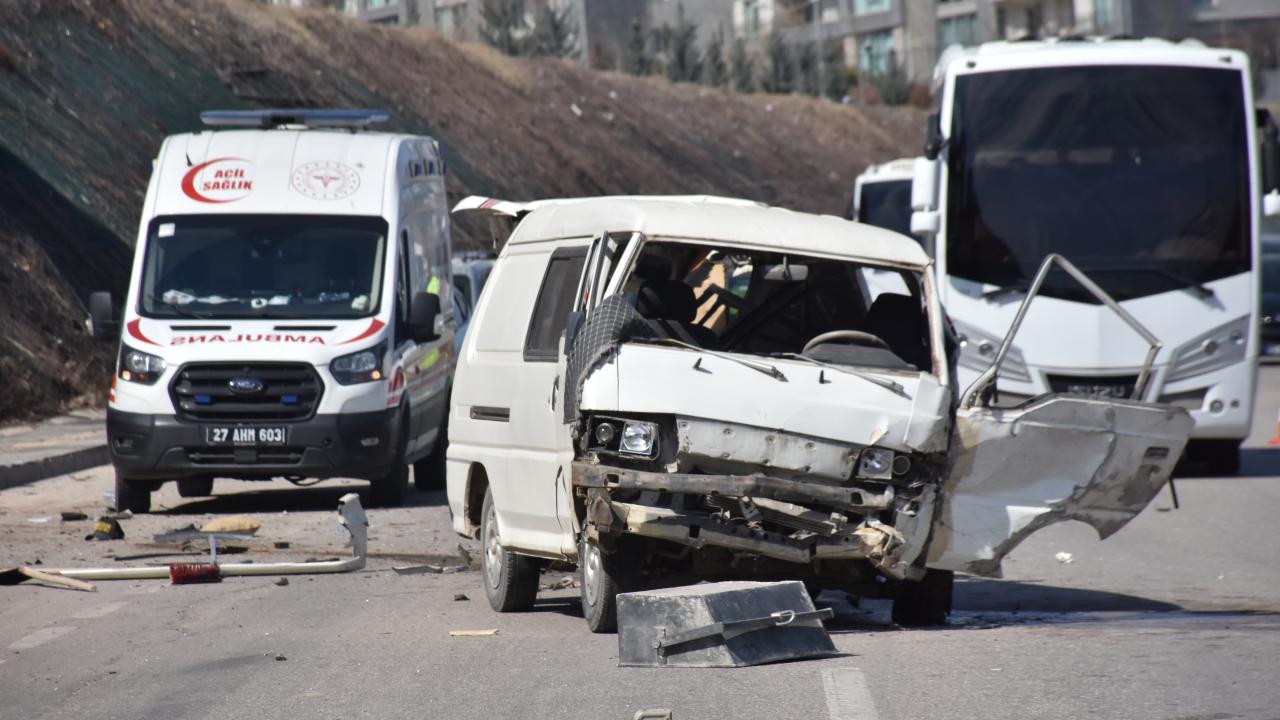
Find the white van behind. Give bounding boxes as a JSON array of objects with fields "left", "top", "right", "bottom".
[{"left": 92, "top": 109, "right": 455, "bottom": 512}]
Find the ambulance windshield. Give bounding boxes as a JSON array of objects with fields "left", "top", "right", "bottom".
[{"left": 138, "top": 214, "right": 388, "bottom": 319}]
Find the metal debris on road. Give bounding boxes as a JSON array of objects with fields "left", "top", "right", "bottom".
[{"left": 453, "top": 593, "right": 468, "bottom": 601}]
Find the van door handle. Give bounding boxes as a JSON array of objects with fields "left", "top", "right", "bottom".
[{"left": 550, "top": 375, "right": 559, "bottom": 411}]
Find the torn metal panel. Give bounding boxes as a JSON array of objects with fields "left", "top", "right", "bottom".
[
  {"left": 926, "top": 397, "right": 1193, "bottom": 577},
  {"left": 575, "top": 463, "right": 897, "bottom": 512}
]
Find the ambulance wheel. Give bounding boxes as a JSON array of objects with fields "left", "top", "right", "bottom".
[
  {"left": 892, "top": 569, "right": 953, "bottom": 627},
  {"left": 370, "top": 409, "right": 409, "bottom": 507},
  {"left": 177, "top": 478, "right": 214, "bottom": 497},
  {"left": 481, "top": 488, "right": 540, "bottom": 612},
  {"left": 114, "top": 470, "right": 152, "bottom": 514},
  {"left": 580, "top": 536, "right": 639, "bottom": 634}
]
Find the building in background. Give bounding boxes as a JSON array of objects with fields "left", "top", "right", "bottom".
[{"left": 260, "top": 0, "right": 1280, "bottom": 100}]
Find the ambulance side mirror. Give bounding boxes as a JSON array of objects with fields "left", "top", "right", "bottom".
[
  {"left": 410, "top": 291, "right": 441, "bottom": 343},
  {"left": 88, "top": 291, "right": 119, "bottom": 342}
]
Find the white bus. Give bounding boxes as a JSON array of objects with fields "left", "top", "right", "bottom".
[
  {"left": 850, "top": 157, "right": 917, "bottom": 239},
  {"left": 911, "top": 38, "right": 1280, "bottom": 474}
]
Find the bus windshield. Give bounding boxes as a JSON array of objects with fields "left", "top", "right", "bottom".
[
  {"left": 858, "top": 179, "right": 914, "bottom": 237},
  {"left": 945, "top": 65, "right": 1250, "bottom": 302},
  {"left": 139, "top": 214, "right": 388, "bottom": 319}
]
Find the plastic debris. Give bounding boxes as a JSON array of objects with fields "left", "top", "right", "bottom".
[
  {"left": 85, "top": 516, "right": 125, "bottom": 541},
  {"left": 449, "top": 629, "right": 498, "bottom": 637},
  {"left": 61, "top": 511, "right": 88, "bottom": 521},
  {"left": 1054, "top": 551, "right": 1074, "bottom": 564}
]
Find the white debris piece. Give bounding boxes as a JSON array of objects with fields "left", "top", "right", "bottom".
[
  {"left": 1055, "top": 551, "right": 1074, "bottom": 564},
  {"left": 569, "top": 103, "right": 583, "bottom": 118}
]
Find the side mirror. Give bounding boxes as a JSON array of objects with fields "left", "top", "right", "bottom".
[
  {"left": 409, "top": 291, "right": 441, "bottom": 343},
  {"left": 1265, "top": 192, "right": 1280, "bottom": 218},
  {"left": 911, "top": 210, "right": 941, "bottom": 237},
  {"left": 88, "top": 291, "right": 118, "bottom": 341},
  {"left": 923, "top": 112, "right": 944, "bottom": 160},
  {"left": 1259, "top": 108, "right": 1280, "bottom": 195}
]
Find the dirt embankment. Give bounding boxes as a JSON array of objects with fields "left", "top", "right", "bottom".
[{"left": 0, "top": 0, "right": 925, "bottom": 423}]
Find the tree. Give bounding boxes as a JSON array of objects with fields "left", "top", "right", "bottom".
[
  {"left": 730, "top": 38, "right": 754, "bottom": 93},
  {"left": 529, "top": 2, "right": 577, "bottom": 58},
  {"left": 664, "top": 4, "right": 702, "bottom": 83},
  {"left": 703, "top": 27, "right": 728, "bottom": 87},
  {"left": 796, "top": 41, "right": 820, "bottom": 96},
  {"left": 762, "top": 33, "right": 795, "bottom": 94},
  {"left": 479, "top": 0, "right": 526, "bottom": 57},
  {"left": 822, "top": 41, "right": 846, "bottom": 100},
  {"left": 622, "top": 20, "right": 650, "bottom": 75}
]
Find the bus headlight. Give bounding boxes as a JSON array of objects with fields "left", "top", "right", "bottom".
[
  {"left": 952, "top": 319, "right": 1031, "bottom": 382},
  {"left": 119, "top": 346, "right": 166, "bottom": 385},
  {"left": 1166, "top": 317, "right": 1249, "bottom": 383}
]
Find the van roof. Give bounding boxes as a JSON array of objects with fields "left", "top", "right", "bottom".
[{"left": 506, "top": 195, "right": 930, "bottom": 269}]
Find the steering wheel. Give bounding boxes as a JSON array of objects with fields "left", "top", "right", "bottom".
[{"left": 802, "top": 330, "right": 890, "bottom": 354}]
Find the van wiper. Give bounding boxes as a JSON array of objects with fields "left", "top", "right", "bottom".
[
  {"left": 778, "top": 353, "right": 908, "bottom": 397},
  {"left": 149, "top": 295, "right": 211, "bottom": 320},
  {"left": 981, "top": 281, "right": 1030, "bottom": 300},
  {"left": 643, "top": 338, "right": 787, "bottom": 381}
]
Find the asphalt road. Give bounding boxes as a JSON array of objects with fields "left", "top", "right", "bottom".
[{"left": 4, "top": 371, "right": 1280, "bottom": 720}]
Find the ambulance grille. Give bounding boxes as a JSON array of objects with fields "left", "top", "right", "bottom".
[{"left": 171, "top": 363, "right": 322, "bottom": 421}]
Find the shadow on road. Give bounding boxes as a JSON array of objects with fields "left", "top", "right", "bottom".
[
  {"left": 956, "top": 578, "right": 1180, "bottom": 613},
  {"left": 156, "top": 483, "right": 448, "bottom": 515}
]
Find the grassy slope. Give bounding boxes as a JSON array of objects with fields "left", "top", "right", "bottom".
[{"left": 0, "top": 0, "right": 924, "bottom": 421}]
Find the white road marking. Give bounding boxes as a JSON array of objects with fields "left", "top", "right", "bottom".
[
  {"left": 72, "top": 601, "right": 127, "bottom": 619},
  {"left": 9, "top": 626, "right": 77, "bottom": 651},
  {"left": 822, "top": 667, "right": 881, "bottom": 720}
]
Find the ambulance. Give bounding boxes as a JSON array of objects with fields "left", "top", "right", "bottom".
[{"left": 91, "top": 109, "right": 455, "bottom": 512}]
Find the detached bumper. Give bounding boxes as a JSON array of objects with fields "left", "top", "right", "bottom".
[{"left": 107, "top": 408, "right": 399, "bottom": 481}]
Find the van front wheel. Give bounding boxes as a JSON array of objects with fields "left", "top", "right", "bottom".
[
  {"left": 580, "top": 536, "right": 639, "bottom": 634},
  {"left": 480, "top": 488, "right": 540, "bottom": 612}
]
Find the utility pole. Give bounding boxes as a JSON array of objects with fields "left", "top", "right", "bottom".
[
  {"left": 813, "top": 0, "right": 825, "bottom": 97},
  {"left": 577, "top": 0, "right": 590, "bottom": 68}
]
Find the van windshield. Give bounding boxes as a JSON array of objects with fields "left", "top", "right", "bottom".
[{"left": 139, "top": 214, "right": 387, "bottom": 319}]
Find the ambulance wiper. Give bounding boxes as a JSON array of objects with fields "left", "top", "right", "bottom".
[{"left": 149, "top": 295, "right": 211, "bottom": 320}]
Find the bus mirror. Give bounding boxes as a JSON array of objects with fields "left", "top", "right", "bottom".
[
  {"left": 88, "top": 291, "right": 118, "bottom": 341},
  {"left": 923, "top": 112, "right": 944, "bottom": 160},
  {"left": 410, "top": 291, "right": 441, "bottom": 343},
  {"left": 1259, "top": 108, "right": 1280, "bottom": 194},
  {"left": 911, "top": 210, "right": 940, "bottom": 237},
  {"left": 911, "top": 157, "right": 938, "bottom": 212}
]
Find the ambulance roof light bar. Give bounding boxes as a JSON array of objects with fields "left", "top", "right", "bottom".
[{"left": 200, "top": 109, "right": 390, "bottom": 130}]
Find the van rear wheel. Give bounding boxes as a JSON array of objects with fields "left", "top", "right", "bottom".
[
  {"left": 114, "top": 471, "right": 151, "bottom": 514},
  {"left": 480, "top": 488, "right": 540, "bottom": 612}
]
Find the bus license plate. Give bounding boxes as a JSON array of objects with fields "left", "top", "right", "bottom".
[{"left": 205, "top": 426, "right": 287, "bottom": 446}]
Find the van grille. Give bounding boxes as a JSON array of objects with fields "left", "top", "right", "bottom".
[{"left": 171, "top": 363, "right": 322, "bottom": 421}]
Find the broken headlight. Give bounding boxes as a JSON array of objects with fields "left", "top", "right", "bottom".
[
  {"left": 589, "top": 417, "right": 659, "bottom": 459},
  {"left": 857, "top": 447, "right": 894, "bottom": 480}
]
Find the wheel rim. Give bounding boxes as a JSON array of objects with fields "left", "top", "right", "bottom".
[
  {"left": 582, "top": 541, "right": 602, "bottom": 608},
  {"left": 483, "top": 502, "right": 502, "bottom": 589}
]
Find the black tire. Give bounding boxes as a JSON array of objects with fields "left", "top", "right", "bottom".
[
  {"left": 480, "top": 488, "right": 540, "bottom": 612},
  {"left": 892, "top": 569, "right": 954, "bottom": 627},
  {"left": 369, "top": 410, "right": 409, "bottom": 507},
  {"left": 414, "top": 410, "right": 447, "bottom": 492},
  {"left": 114, "top": 470, "right": 151, "bottom": 514},
  {"left": 177, "top": 478, "right": 214, "bottom": 498},
  {"left": 579, "top": 535, "right": 639, "bottom": 634}
]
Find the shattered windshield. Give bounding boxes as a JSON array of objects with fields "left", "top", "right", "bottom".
[
  {"left": 139, "top": 214, "right": 387, "bottom": 319},
  {"left": 622, "top": 241, "right": 933, "bottom": 372},
  {"left": 945, "top": 65, "right": 1250, "bottom": 302}
]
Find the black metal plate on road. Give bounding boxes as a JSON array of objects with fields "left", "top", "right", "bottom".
[{"left": 204, "top": 426, "right": 288, "bottom": 446}]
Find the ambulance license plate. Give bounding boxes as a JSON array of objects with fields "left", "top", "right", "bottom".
[{"left": 205, "top": 426, "right": 288, "bottom": 446}]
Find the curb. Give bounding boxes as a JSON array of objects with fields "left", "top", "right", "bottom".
[{"left": 0, "top": 445, "right": 111, "bottom": 491}]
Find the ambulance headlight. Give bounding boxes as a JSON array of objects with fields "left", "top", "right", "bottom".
[
  {"left": 118, "top": 346, "right": 166, "bottom": 385},
  {"left": 330, "top": 341, "right": 386, "bottom": 385}
]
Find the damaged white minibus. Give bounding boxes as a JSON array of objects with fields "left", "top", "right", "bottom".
[{"left": 447, "top": 195, "right": 1192, "bottom": 632}]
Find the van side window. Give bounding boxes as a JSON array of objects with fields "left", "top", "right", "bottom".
[{"left": 524, "top": 247, "right": 588, "bottom": 361}]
